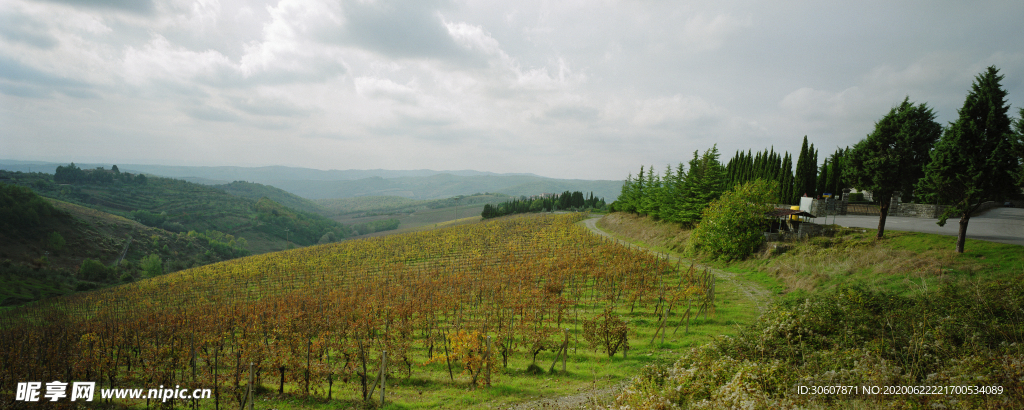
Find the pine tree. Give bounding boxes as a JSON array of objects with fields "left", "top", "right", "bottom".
[
  {"left": 847, "top": 97, "right": 941, "bottom": 239},
  {"left": 676, "top": 146, "right": 728, "bottom": 226},
  {"left": 917, "top": 66, "right": 1018, "bottom": 253}
]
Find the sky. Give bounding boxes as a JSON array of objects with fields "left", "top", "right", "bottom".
[{"left": 1, "top": 0, "right": 1023, "bottom": 181}]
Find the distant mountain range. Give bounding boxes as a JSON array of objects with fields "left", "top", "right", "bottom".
[{"left": 0, "top": 160, "right": 623, "bottom": 201}]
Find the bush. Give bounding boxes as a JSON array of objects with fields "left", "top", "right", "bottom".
[
  {"left": 686, "top": 179, "right": 778, "bottom": 261},
  {"left": 46, "top": 232, "right": 65, "bottom": 252},
  {"left": 615, "top": 282, "right": 1024, "bottom": 408},
  {"left": 79, "top": 258, "right": 112, "bottom": 282},
  {"left": 141, "top": 254, "right": 162, "bottom": 277}
]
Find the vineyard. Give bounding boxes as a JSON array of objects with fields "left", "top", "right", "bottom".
[{"left": 0, "top": 213, "right": 714, "bottom": 408}]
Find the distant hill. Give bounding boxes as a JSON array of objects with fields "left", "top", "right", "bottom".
[
  {"left": 0, "top": 160, "right": 623, "bottom": 201},
  {"left": 271, "top": 174, "right": 622, "bottom": 201},
  {"left": 214, "top": 181, "right": 325, "bottom": 215},
  {"left": 0, "top": 168, "right": 352, "bottom": 254},
  {"left": 316, "top": 193, "right": 511, "bottom": 216},
  {"left": 0, "top": 160, "right": 537, "bottom": 181}
]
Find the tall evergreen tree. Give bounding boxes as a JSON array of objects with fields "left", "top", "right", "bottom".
[
  {"left": 816, "top": 160, "right": 830, "bottom": 197},
  {"left": 780, "top": 153, "right": 794, "bottom": 204},
  {"left": 917, "top": 66, "right": 1018, "bottom": 253},
  {"left": 1012, "top": 108, "right": 1024, "bottom": 188},
  {"left": 847, "top": 97, "right": 941, "bottom": 239},
  {"left": 793, "top": 136, "right": 812, "bottom": 203},
  {"left": 676, "top": 146, "right": 728, "bottom": 226}
]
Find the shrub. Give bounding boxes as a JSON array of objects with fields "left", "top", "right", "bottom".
[
  {"left": 583, "top": 306, "right": 630, "bottom": 357},
  {"left": 46, "top": 232, "right": 65, "bottom": 253},
  {"left": 78, "top": 258, "right": 112, "bottom": 282},
  {"left": 141, "top": 254, "right": 162, "bottom": 277},
  {"left": 686, "top": 179, "right": 778, "bottom": 261}
]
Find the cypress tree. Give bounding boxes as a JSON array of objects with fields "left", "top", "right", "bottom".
[{"left": 793, "top": 136, "right": 811, "bottom": 202}]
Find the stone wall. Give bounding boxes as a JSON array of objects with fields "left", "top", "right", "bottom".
[{"left": 893, "top": 203, "right": 946, "bottom": 218}]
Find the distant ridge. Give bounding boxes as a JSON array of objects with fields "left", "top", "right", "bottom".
[
  {"left": 0, "top": 160, "right": 622, "bottom": 201},
  {"left": 0, "top": 160, "right": 540, "bottom": 181}
]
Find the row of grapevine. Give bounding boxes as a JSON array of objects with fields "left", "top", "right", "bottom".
[{"left": 0, "top": 213, "right": 713, "bottom": 408}]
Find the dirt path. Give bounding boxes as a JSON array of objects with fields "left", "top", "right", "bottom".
[{"left": 581, "top": 216, "right": 772, "bottom": 313}]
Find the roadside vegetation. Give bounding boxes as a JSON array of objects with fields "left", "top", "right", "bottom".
[{"left": 597, "top": 212, "right": 1024, "bottom": 409}]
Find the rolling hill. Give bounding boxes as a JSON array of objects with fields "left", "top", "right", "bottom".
[
  {"left": 0, "top": 168, "right": 351, "bottom": 253},
  {"left": 0, "top": 160, "right": 624, "bottom": 201}
]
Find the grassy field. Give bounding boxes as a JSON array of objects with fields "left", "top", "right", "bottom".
[{"left": 596, "top": 212, "right": 1024, "bottom": 409}]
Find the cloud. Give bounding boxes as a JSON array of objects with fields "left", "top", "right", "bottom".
[
  {"left": 228, "top": 94, "right": 313, "bottom": 118},
  {"left": 543, "top": 104, "right": 599, "bottom": 122},
  {"left": 632, "top": 95, "right": 725, "bottom": 128},
  {"left": 333, "top": 0, "right": 465, "bottom": 60},
  {"left": 679, "top": 13, "right": 752, "bottom": 52},
  {"left": 182, "top": 104, "right": 240, "bottom": 123},
  {"left": 353, "top": 76, "right": 419, "bottom": 104},
  {"left": 0, "top": 54, "right": 95, "bottom": 98},
  {"left": 35, "top": 0, "right": 156, "bottom": 16},
  {"left": 0, "top": 11, "right": 59, "bottom": 49},
  {"left": 122, "top": 35, "right": 234, "bottom": 86}
]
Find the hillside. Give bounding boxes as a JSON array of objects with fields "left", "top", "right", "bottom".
[
  {"left": 0, "top": 183, "right": 253, "bottom": 306},
  {"left": 0, "top": 168, "right": 351, "bottom": 253},
  {"left": 213, "top": 180, "right": 326, "bottom": 215}
]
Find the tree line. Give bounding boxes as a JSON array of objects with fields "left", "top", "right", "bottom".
[
  {"left": 613, "top": 66, "right": 1023, "bottom": 253},
  {"left": 481, "top": 191, "right": 606, "bottom": 219},
  {"left": 848, "top": 66, "right": 1022, "bottom": 252},
  {"left": 55, "top": 163, "right": 147, "bottom": 185}
]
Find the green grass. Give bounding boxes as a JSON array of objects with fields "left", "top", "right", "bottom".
[{"left": 723, "top": 227, "right": 1024, "bottom": 300}]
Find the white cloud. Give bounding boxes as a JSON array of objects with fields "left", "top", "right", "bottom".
[
  {"left": 122, "top": 34, "right": 233, "bottom": 85},
  {"left": 680, "top": 13, "right": 751, "bottom": 52},
  {"left": 4, "top": 0, "right": 1024, "bottom": 181},
  {"left": 632, "top": 95, "right": 725, "bottom": 127},
  {"left": 353, "top": 76, "right": 418, "bottom": 104}
]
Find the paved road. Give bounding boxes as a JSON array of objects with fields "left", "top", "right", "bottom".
[{"left": 818, "top": 207, "right": 1024, "bottom": 246}]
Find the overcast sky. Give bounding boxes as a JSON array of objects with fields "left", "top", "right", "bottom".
[{"left": 1, "top": 0, "right": 1022, "bottom": 180}]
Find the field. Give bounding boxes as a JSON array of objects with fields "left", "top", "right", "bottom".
[
  {"left": 0, "top": 213, "right": 746, "bottom": 409},
  {"left": 597, "top": 212, "right": 1024, "bottom": 409}
]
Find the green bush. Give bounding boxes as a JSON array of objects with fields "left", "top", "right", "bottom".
[
  {"left": 141, "top": 254, "right": 162, "bottom": 278},
  {"left": 46, "top": 232, "right": 65, "bottom": 252},
  {"left": 686, "top": 179, "right": 778, "bottom": 261},
  {"left": 78, "top": 258, "right": 112, "bottom": 282}
]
